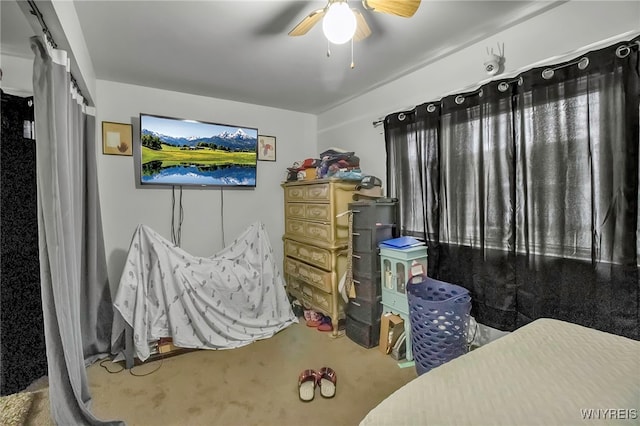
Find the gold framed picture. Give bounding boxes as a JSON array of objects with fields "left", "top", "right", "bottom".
[
  {"left": 258, "top": 135, "right": 276, "bottom": 161},
  {"left": 102, "top": 121, "right": 133, "bottom": 156}
]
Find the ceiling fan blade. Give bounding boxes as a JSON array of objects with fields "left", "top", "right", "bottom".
[
  {"left": 288, "top": 8, "right": 326, "bottom": 36},
  {"left": 352, "top": 9, "right": 372, "bottom": 42},
  {"left": 362, "top": 0, "right": 421, "bottom": 18}
]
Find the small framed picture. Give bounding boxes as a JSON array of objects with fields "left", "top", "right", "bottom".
[
  {"left": 257, "top": 135, "right": 276, "bottom": 161},
  {"left": 102, "top": 121, "right": 133, "bottom": 156}
]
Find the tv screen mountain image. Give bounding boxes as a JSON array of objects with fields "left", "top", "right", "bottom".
[{"left": 139, "top": 113, "right": 258, "bottom": 187}]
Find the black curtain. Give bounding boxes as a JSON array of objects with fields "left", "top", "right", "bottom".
[
  {"left": 385, "top": 36, "right": 640, "bottom": 340},
  {"left": 0, "top": 90, "right": 48, "bottom": 395}
]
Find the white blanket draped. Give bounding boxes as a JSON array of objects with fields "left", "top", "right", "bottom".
[{"left": 112, "top": 222, "right": 296, "bottom": 361}]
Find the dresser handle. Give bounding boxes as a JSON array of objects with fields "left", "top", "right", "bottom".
[
  {"left": 353, "top": 279, "right": 360, "bottom": 284},
  {"left": 352, "top": 232, "right": 360, "bottom": 236},
  {"left": 352, "top": 254, "right": 361, "bottom": 259}
]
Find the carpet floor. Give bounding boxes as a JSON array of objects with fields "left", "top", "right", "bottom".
[{"left": 24, "top": 322, "right": 417, "bottom": 426}]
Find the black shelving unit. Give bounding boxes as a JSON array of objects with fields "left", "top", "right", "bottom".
[{"left": 345, "top": 200, "right": 398, "bottom": 348}]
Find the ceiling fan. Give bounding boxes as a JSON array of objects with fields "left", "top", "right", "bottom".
[{"left": 288, "top": 0, "right": 421, "bottom": 45}]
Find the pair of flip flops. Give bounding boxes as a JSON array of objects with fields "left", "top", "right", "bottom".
[
  {"left": 304, "top": 309, "right": 333, "bottom": 332},
  {"left": 298, "top": 367, "right": 337, "bottom": 402}
]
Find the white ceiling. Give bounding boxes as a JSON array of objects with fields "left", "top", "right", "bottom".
[{"left": 2, "top": 0, "right": 563, "bottom": 114}]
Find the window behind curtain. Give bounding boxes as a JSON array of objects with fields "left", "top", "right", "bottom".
[
  {"left": 515, "top": 89, "right": 594, "bottom": 260},
  {"left": 439, "top": 89, "right": 515, "bottom": 252},
  {"left": 384, "top": 36, "right": 640, "bottom": 339}
]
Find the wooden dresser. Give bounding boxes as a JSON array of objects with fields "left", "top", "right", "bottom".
[{"left": 282, "top": 179, "right": 357, "bottom": 336}]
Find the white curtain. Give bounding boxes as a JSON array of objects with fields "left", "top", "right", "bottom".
[{"left": 30, "top": 36, "right": 123, "bottom": 425}]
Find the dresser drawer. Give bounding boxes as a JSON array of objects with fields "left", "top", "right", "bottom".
[
  {"left": 285, "top": 239, "right": 332, "bottom": 270},
  {"left": 352, "top": 225, "right": 395, "bottom": 252},
  {"left": 305, "top": 204, "right": 331, "bottom": 222},
  {"left": 285, "top": 203, "right": 306, "bottom": 219},
  {"left": 350, "top": 201, "right": 398, "bottom": 230},
  {"left": 285, "top": 276, "right": 344, "bottom": 318},
  {"left": 286, "top": 274, "right": 302, "bottom": 292},
  {"left": 305, "top": 183, "right": 330, "bottom": 201},
  {"left": 284, "top": 183, "right": 330, "bottom": 202},
  {"left": 347, "top": 296, "right": 382, "bottom": 326},
  {"left": 351, "top": 275, "right": 381, "bottom": 302},
  {"left": 285, "top": 203, "right": 332, "bottom": 222},
  {"left": 381, "top": 288, "right": 409, "bottom": 315},
  {"left": 284, "top": 258, "right": 332, "bottom": 293},
  {"left": 352, "top": 251, "right": 380, "bottom": 280},
  {"left": 311, "top": 287, "right": 333, "bottom": 313},
  {"left": 286, "top": 219, "right": 333, "bottom": 243},
  {"left": 285, "top": 185, "right": 306, "bottom": 202},
  {"left": 285, "top": 275, "right": 310, "bottom": 299}
]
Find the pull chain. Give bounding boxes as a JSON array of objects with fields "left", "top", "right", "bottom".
[
  {"left": 327, "top": 40, "right": 331, "bottom": 57},
  {"left": 350, "top": 38, "right": 355, "bottom": 69}
]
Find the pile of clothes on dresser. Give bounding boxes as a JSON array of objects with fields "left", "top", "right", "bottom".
[{"left": 286, "top": 147, "right": 362, "bottom": 182}]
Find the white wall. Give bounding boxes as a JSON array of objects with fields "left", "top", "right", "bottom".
[
  {"left": 317, "top": 1, "right": 640, "bottom": 191},
  {"left": 0, "top": 55, "right": 33, "bottom": 97},
  {"left": 96, "top": 80, "right": 317, "bottom": 293},
  {"left": 50, "top": 0, "right": 96, "bottom": 103}
]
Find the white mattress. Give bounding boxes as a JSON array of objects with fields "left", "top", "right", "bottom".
[{"left": 361, "top": 318, "right": 640, "bottom": 425}]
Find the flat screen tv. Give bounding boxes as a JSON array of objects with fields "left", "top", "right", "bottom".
[{"left": 138, "top": 113, "right": 258, "bottom": 188}]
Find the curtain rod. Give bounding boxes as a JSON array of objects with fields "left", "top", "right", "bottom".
[
  {"left": 27, "top": 0, "right": 56, "bottom": 48},
  {"left": 373, "top": 35, "right": 640, "bottom": 128},
  {"left": 27, "top": 0, "right": 87, "bottom": 105},
  {"left": 372, "top": 104, "right": 416, "bottom": 128}
]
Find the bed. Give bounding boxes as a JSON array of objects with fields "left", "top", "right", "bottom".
[{"left": 360, "top": 318, "right": 639, "bottom": 425}]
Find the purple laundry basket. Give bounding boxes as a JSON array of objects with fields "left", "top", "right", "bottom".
[{"left": 407, "top": 275, "right": 471, "bottom": 375}]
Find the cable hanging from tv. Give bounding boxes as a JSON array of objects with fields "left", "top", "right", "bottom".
[{"left": 171, "top": 186, "right": 183, "bottom": 246}]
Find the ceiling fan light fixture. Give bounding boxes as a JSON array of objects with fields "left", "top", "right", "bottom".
[{"left": 322, "top": 2, "right": 357, "bottom": 45}]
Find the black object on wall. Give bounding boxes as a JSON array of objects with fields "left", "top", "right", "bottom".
[{"left": 0, "top": 90, "right": 48, "bottom": 395}]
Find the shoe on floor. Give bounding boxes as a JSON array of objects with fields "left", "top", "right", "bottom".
[
  {"left": 298, "top": 369, "right": 317, "bottom": 402},
  {"left": 317, "top": 367, "right": 337, "bottom": 398},
  {"left": 317, "top": 315, "right": 333, "bottom": 332},
  {"left": 306, "top": 311, "right": 323, "bottom": 327},
  {"left": 303, "top": 308, "right": 312, "bottom": 322}
]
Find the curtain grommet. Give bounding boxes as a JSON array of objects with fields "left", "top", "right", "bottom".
[
  {"left": 577, "top": 57, "right": 589, "bottom": 70},
  {"left": 426, "top": 104, "right": 436, "bottom": 113},
  {"left": 398, "top": 112, "right": 406, "bottom": 121},
  {"left": 616, "top": 45, "right": 630, "bottom": 58},
  {"left": 498, "top": 82, "right": 509, "bottom": 92},
  {"left": 542, "top": 68, "right": 554, "bottom": 79},
  {"left": 455, "top": 95, "right": 465, "bottom": 105}
]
